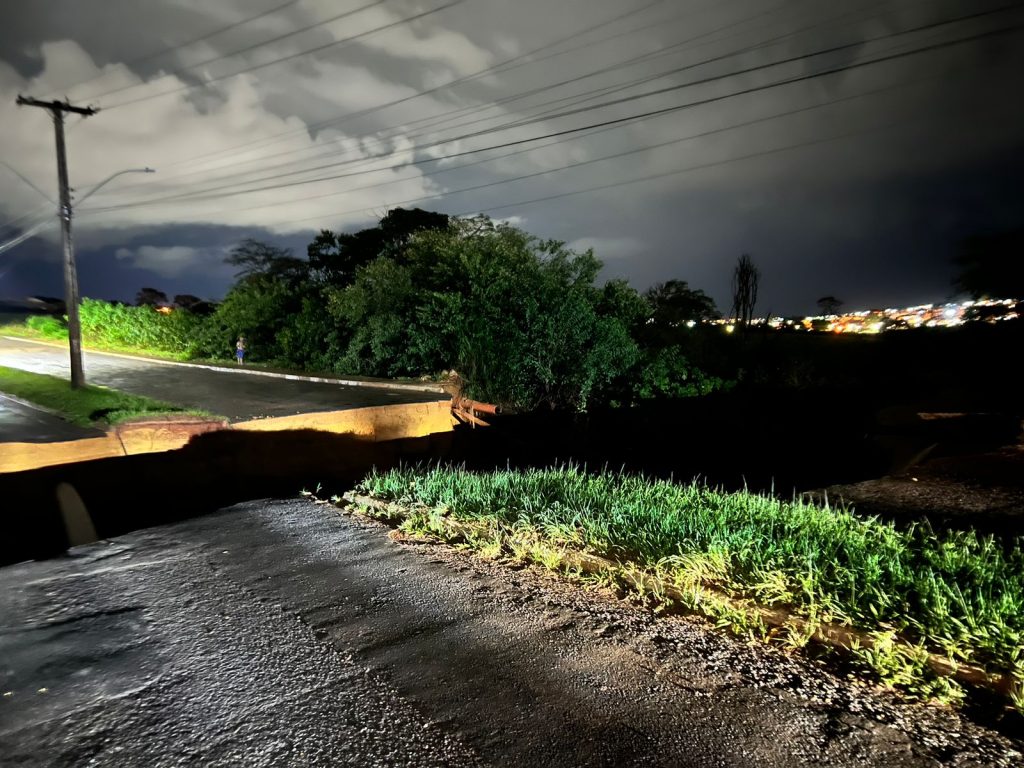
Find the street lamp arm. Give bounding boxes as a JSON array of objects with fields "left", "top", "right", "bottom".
[
  {"left": 0, "top": 168, "right": 156, "bottom": 257},
  {"left": 76, "top": 167, "right": 155, "bottom": 206}
]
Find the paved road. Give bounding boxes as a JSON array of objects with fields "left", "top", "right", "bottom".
[
  {"left": 1, "top": 499, "right": 1017, "bottom": 767},
  {"left": 0, "top": 394, "right": 103, "bottom": 443},
  {"left": 0, "top": 337, "right": 448, "bottom": 421}
]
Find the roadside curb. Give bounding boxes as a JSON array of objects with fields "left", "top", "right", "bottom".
[
  {"left": 1, "top": 336, "right": 449, "bottom": 395},
  {"left": 0, "top": 401, "right": 455, "bottom": 474}
]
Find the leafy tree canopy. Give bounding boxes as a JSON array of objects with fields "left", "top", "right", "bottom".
[
  {"left": 645, "top": 279, "right": 719, "bottom": 326},
  {"left": 308, "top": 207, "right": 450, "bottom": 286},
  {"left": 329, "top": 217, "right": 638, "bottom": 410},
  {"left": 135, "top": 287, "right": 167, "bottom": 307},
  {"left": 226, "top": 239, "right": 305, "bottom": 282},
  {"left": 173, "top": 294, "right": 201, "bottom": 308}
]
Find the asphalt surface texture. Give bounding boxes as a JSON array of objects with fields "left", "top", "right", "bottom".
[
  {"left": 1, "top": 499, "right": 1020, "bottom": 767},
  {"left": 0, "top": 337, "right": 447, "bottom": 422},
  {"left": 0, "top": 394, "right": 103, "bottom": 443}
]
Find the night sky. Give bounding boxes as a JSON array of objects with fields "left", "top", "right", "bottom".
[{"left": 1, "top": 0, "right": 1022, "bottom": 315}]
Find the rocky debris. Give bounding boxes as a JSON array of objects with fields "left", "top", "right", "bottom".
[{"left": 337, "top": 506, "right": 1023, "bottom": 766}]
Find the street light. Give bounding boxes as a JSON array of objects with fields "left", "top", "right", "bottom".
[
  {"left": 76, "top": 167, "right": 155, "bottom": 206},
  {"left": 0, "top": 166, "right": 155, "bottom": 387},
  {"left": 0, "top": 168, "right": 155, "bottom": 252}
]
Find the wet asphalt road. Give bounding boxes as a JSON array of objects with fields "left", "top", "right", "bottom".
[
  {"left": 1, "top": 499, "right": 1019, "bottom": 767},
  {"left": 0, "top": 394, "right": 102, "bottom": 443},
  {"left": 0, "top": 337, "right": 447, "bottom": 422}
]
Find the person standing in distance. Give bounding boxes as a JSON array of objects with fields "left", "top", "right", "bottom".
[{"left": 235, "top": 336, "right": 246, "bottom": 365}]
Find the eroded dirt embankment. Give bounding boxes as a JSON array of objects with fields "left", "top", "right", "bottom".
[{"left": 4, "top": 388, "right": 1021, "bottom": 564}]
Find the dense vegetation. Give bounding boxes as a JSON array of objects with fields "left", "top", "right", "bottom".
[
  {"left": 358, "top": 464, "right": 1024, "bottom": 706},
  {"left": 11, "top": 208, "right": 1015, "bottom": 411},
  {"left": 7, "top": 209, "right": 732, "bottom": 411}
]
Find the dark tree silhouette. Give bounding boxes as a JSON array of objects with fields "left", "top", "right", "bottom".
[
  {"left": 135, "top": 287, "right": 168, "bottom": 307},
  {"left": 173, "top": 294, "right": 202, "bottom": 309},
  {"left": 644, "top": 280, "right": 719, "bottom": 326},
  {"left": 954, "top": 230, "right": 1024, "bottom": 299},
  {"left": 308, "top": 207, "right": 450, "bottom": 286},
  {"left": 226, "top": 239, "right": 305, "bottom": 281},
  {"left": 817, "top": 295, "right": 843, "bottom": 315},
  {"left": 730, "top": 254, "right": 760, "bottom": 327}
]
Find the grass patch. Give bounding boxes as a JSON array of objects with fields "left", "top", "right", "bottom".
[
  {"left": 356, "top": 464, "right": 1024, "bottom": 706},
  {"left": 0, "top": 365, "right": 211, "bottom": 426}
]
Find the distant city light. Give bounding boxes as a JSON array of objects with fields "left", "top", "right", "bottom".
[{"left": 706, "top": 297, "right": 1019, "bottom": 334}]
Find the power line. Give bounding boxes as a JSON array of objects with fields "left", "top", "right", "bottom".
[
  {"left": 439, "top": 2, "right": 1024, "bottom": 146},
  {"left": 101, "top": 0, "right": 467, "bottom": 110},
  {"left": 120, "top": 0, "right": 681, "bottom": 176},
  {"left": 131, "top": 0, "right": 808, "bottom": 192},
  {"left": 80, "top": 17, "right": 1022, "bottom": 225},
  {"left": 84, "top": 5, "right": 1023, "bottom": 213},
  {"left": 102, "top": 2, "right": 778, "bottom": 197},
  {"left": 0, "top": 216, "right": 56, "bottom": 257},
  {"left": 119, "top": 0, "right": 904, "bottom": 183},
  {"left": 85, "top": 0, "right": 902, "bottom": 205},
  {"left": 40, "top": 0, "right": 307, "bottom": 100},
  {"left": 0, "top": 202, "right": 54, "bottom": 234},
  {"left": 89, "top": 67, "right": 945, "bottom": 223},
  {"left": 455, "top": 120, "right": 914, "bottom": 219}
]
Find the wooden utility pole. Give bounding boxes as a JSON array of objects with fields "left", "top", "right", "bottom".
[{"left": 16, "top": 96, "right": 98, "bottom": 388}]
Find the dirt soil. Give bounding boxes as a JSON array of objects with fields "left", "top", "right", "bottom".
[{"left": 815, "top": 447, "right": 1024, "bottom": 535}]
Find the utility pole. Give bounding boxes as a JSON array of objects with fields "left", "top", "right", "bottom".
[{"left": 16, "top": 96, "right": 98, "bottom": 388}]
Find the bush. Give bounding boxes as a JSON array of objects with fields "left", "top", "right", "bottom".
[
  {"left": 330, "top": 219, "right": 641, "bottom": 410},
  {"left": 631, "top": 345, "right": 732, "bottom": 401},
  {"left": 26, "top": 314, "right": 67, "bottom": 339},
  {"left": 78, "top": 299, "right": 205, "bottom": 358}
]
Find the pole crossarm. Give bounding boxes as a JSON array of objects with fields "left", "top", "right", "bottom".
[{"left": 16, "top": 95, "right": 98, "bottom": 117}]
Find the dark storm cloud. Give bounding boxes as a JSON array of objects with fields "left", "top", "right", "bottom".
[{"left": 1, "top": 0, "right": 1022, "bottom": 312}]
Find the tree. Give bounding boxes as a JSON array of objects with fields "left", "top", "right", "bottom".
[
  {"left": 136, "top": 287, "right": 167, "bottom": 307},
  {"left": 226, "top": 239, "right": 306, "bottom": 281},
  {"left": 196, "top": 240, "right": 318, "bottom": 363},
  {"left": 730, "top": 254, "right": 760, "bottom": 327},
  {"left": 953, "top": 229, "right": 1024, "bottom": 300},
  {"left": 329, "top": 218, "right": 638, "bottom": 410},
  {"left": 308, "top": 207, "right": 450, "bottom": 286},
  {"left": 644, "top": 280, "right": 719, "bottom": 326},
  {"left": 173, "top": 294, "right": 202, "bottom": 309},
  {"left": 378, "top": 207, "right": 449, "bottom": 250},
  {"left": 816, "top": 295, "right": 843, "bottom": 315}
]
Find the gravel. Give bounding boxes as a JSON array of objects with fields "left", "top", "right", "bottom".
[{"left": 1, "top": 497, "right": 1020, "bottom": 767}]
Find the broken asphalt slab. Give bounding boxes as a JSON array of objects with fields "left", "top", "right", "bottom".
[{"left": 1, "top": 499, "right": 1020, "bottom": 766}]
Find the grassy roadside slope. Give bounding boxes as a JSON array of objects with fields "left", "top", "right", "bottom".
[
  {"left": 355, "top": 465, "right": 1024, "bottom": 708},
  {"left": 0, "top": 365, "right": 209, "bottom": 426}
]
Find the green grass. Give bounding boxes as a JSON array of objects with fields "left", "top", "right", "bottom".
[
  {"left": 0, "top": 365, "right": 211, "bottom": 426},
  {"left": 357, "top": 465, "right": 1024, "bottom": 703}
]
